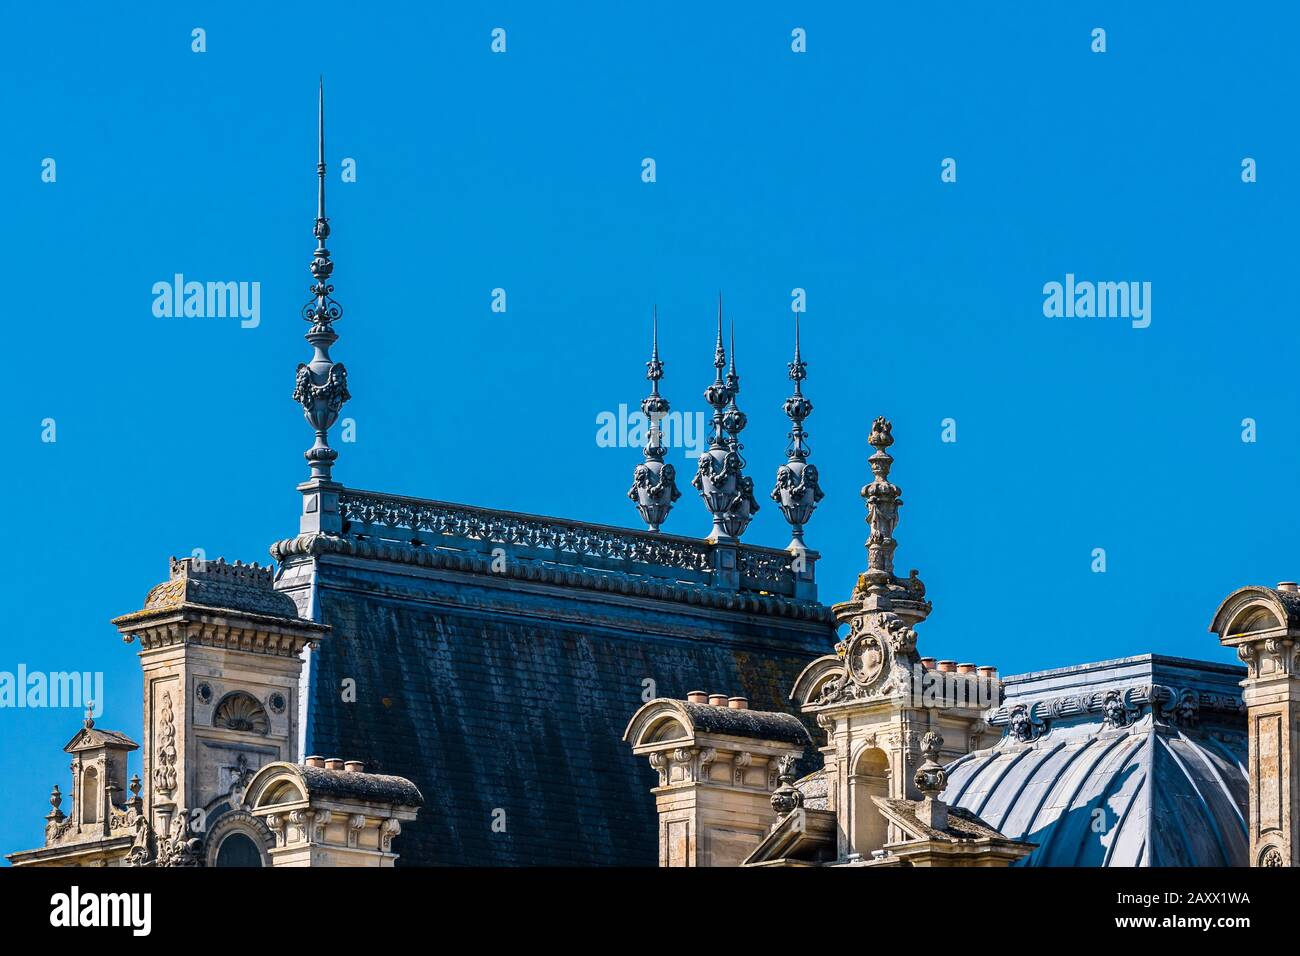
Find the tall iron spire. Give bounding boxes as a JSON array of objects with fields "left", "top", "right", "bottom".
[
  {"left": 292, "top": 79, "right": 350, "bottom": 534},
  {"left": 692, "top": 295, "right": 758, "bottom": 541},
  {"left": 628, "top": 307, "right": 681, "bottom": 531},
  {"left": 772, "top": 314, "right": 824, "bottom": 550}
]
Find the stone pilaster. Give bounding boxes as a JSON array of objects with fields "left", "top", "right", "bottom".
[{"left": 1210, "top": 583, "right": 1300, "bottom": 867}]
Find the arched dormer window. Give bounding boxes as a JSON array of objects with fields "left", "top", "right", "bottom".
[
  {"left": 213, "top": 692, "right": 270, "bottom": 735},
  {"left": 81, "top": 766, "right": 100, "bottom": 825}
]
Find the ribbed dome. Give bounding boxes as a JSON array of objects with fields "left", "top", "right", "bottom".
[{"left": 944, "top": 654, "right": 1247, "bottom": 867}]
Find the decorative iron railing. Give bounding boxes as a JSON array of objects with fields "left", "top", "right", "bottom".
[{"left": 337, "top": 488, "right": 816, "bottom": 599}]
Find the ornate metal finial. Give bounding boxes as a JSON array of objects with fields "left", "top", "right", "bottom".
[
  {"left": 692, "top": 298, "right": 759, "bottom": 541},
  {"left": 292, "top": 77, "right": 350, "bottom": 485},
  {"left": 628, "top": 307, "right": 682, "bottom": 531},
  {"left": 862, "top": 416, "right": 902, "bottom": 591},
  {"left": 83, "top": 702, "right": 94, "bottom": 730},
  {"left": 772, "top": 314, "right": 824, "bottom": 550}
]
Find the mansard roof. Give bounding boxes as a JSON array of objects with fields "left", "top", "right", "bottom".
[
  {"left": 275, "top": 494, "right": 837, "bottom": 866},
  {"left": 943, "top": 654, "right": 1247, "bottom": 866}
]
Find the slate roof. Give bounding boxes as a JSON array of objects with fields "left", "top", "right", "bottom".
[
  {"left": 676, "top": 702, "right": 811, "bottom": 746},
  {"left": 944, "top": 654, "right": 1248, "bottom": 866},
  {"left": 297, "top": 765, "right": 424, "bottom": 807},
  {"left": 277, "top": 523, "right": 835, "bottom": 866}
]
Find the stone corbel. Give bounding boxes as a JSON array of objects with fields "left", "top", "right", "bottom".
[
  {"left": 288, "top": 809, "right": 310, "bottom": 843},
  {"left": 347, "top": 813, "right": 366, "bottom": 848},
  {"left": 732, "top": 752, "right": 752, "bottom": 787},
  {"left": 671, "top": 747, "right": 698, "bottom": 783},
  {"left": 266, "top": 813, "right": 285, "bottom": 847},
  {"left": 311, "top": 809, "right": 332, "bottom": 843},
  {"left": 698, "top": 747, "right": 718, "bottom": 782},
  {"left": 381, "top": 818, "right": 401, "bottom": 852},
  {"left": 647, "top": 751, "right": 669, "bottom": 786}
]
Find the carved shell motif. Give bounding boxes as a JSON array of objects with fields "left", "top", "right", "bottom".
[{"left": 213, "top": 692, "right": 270, "bottom": 735}]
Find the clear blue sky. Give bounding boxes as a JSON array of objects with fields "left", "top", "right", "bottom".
[{"left": 0, "top": 2, "right": 1294, "bottom": 856}]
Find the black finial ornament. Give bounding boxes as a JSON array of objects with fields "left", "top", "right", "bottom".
[
  {"left": 628, "top": 307, "right": 682, "bottom": 531},
  {"left": 772, "top": 314, "right": 824, "bottom": 550},
  {"left": 293, "top": 78, "right": 350, "bottom": 485}
]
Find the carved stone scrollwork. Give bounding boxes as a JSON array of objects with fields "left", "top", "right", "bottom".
[
  {"left": 1260, "top": 846, "right": 1286, "bottom": 868},
  {"left": 156, "top": 809, "right": 203, "bottom": 868},
  {"left": 266, "top": 813, "right": 285, "bottom": 846},
  {"left": 648, "top": 751, "right": 669, "bottom": 786},
  {"left": 312, "top": 810, "right": 332, "bottom": 843},
  {"left": 816, "top": 611, "right": 917, "bottom": 705},
  {"left": 733, "top": 752, "right": 753, "bottom": 787},
  {"left": 381, "top": 818, "right": 402, "bottom": 852},
  {"left": 697, "top": 748, "right": 718, "bottom": 781},
  {"left": 152, "top": 691, "right": 178, "bottom": 797}
]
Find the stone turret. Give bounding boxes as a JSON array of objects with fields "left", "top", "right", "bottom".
[
  {"left": 786, "top": 419, "right": 1002, "bottom": 860},
  {"left": 110, "top": 556, "right": 329, "bottom": 864}
]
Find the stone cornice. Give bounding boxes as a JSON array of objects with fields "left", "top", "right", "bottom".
[
  {"left": 115, "top": 610, "right": 324, "bottom": 657},
  {"left": 270, "top": 531, "right": 834, "bottom": 623}
]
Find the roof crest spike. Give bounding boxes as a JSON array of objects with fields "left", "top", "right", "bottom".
[
  {"left": 772, "top": 313, "right": 822, "bottom": 551},
  {"left": 292, "top": 80, "right": 351, "bottom": 529},
  {"left": 629, "top": 307, "right": 681, "bottom": 531}
]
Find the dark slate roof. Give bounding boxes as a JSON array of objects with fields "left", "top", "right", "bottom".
[
  {"left": 945, "top": 654, "right": 1248, "bottom": 866},
  {"left": 299, "top": 766, "right": 423, "bottom": 807},
  {"left": 678, "top": 702, "right": 811, "bottom": 746},
  {"left": 292, "top": 554, "right": 834, "bottom": 866}
]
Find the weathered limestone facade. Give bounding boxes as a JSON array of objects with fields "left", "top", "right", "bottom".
[
  {"left": 1211, "top": 583, "right": 1300, "bottom": 867},
  {"left": 7, "top": 557, "right": 422, "bottom": 868},
  {"left": 628, "top": 419, "right": 1030, "bottom": 868},
  {"left": 624, "top": 694, "right": 813, "bottom": 866}
]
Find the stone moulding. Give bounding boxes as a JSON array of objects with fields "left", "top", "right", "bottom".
[
  {"left": 269, "top": 529, "right": 833, "bottom": 623},
  {"left": 269, "top": 487, "right": 824, "bottom": 612},
  {"left": 987, "top": 681, "right": 1246, "bottom": 742}
]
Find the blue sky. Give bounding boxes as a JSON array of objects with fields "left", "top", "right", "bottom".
[{"left": 0, "top": 2, "right": 1294, "bottom": 856}]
